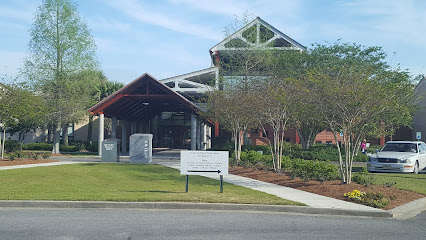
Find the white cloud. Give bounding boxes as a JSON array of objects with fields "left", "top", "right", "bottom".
[
  {"left": 87, "top": 16, "right": 131, "bottom": 32},
  {"left": 169, "top": 0, "right": 248, "bottom": 17},
  {"left": 0, "top": 6, "right": 34, "bottom": 23},
  {"left": 104, "top": 0, "right": 221, "bottom": 41},
  {"left": 337, "top": 0, "right": 426, "bottom": 47}
]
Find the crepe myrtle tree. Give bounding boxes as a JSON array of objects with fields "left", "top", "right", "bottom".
[
  {"left": 22, "top": 0, "right": 98, "bottom": 153},
  {"left": 265, "top": 50, "right": 326, "bottom": 150},
  {"left": 255, "top": 86, "right": 290, "bottom": 171},
  {"left": 205, "top": 90, "right": 258, "bottom": 163},
  {"left": 308, "top": 42, "right": 414, "bottom": 184}
]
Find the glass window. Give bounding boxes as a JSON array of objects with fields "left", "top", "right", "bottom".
[{"left": 382, "top": 143, "right": 417, "bottom": 153}]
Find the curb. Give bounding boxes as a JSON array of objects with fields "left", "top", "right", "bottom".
[
  {"left": 390, "top": 197, "right": 426, "bottom": 219},
  {"left": 0, "top": 200, "right": 393, "bottom": 218}
]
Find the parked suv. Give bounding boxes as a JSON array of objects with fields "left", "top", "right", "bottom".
[{"left": 367, "top": 141, "right": 426, "bottom": 174}]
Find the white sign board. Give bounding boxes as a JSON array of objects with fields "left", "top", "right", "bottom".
[
  {"left": 181, "top": 151, "right": 229, "bottom": 175},
  {"left": 416, "top": 132, "right": 421, "bottom": 140}
]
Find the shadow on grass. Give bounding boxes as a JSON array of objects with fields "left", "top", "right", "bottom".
[{"left": 127, "top": 190, "right": 185, "bottom": 194}]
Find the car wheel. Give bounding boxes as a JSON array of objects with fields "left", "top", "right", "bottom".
[{"left": 413, "top": 161, "right": 419, "bottom": 174}]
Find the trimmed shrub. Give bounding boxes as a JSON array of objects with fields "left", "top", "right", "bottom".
[
  {"left": 59, "top": 145, "right": 81, "bottom": 152},
  {"left": 86, "top": 142, "right": 98, "bottom": 152},
  {"left": 242, "top": 145, "right": 272, "bottom": 155},
  {"left": 4, "top": 140, "right": 19, "bottom": 153},
  {"left": 284, "top": 143, "right": 369, "bottom": 162},
  {"left": 352, "top": 167, "right": 375, "bottom": 185},
  {"left": 8, "top": 152, "right": 18, "bottom": 160},
  {"left": 239, "top": 150, "right": 273, "bottom": 168},
  {"left": 31, "top": 152, "right": 39, "bottom": 160},
  {"left": 354, "top": 154, "right": 369, "bottom": 162},
  {"left": 282, "top": 158, "right": 339, "bottom": 182},
  {"left": 23, "top": 143, "right": 52, "bottom": 151}
]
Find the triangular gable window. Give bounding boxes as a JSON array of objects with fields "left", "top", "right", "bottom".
[
  {"left": 242, "top": 25, "right": 257, "bottom": 43},
  {"left": 241, "top": 24, "right": 274, "bottom": 44},
  {"left": 210, "top": 17, "right": 306, "bottom": 54},
  {"left": 224, "top": 38, "right": 248, "bottom": 48},
  {"left": 259, "top": 24, "right": 274, "bottom": 43},
  {"left": 267, "top": 38, "right": 292, "bottom": 47}
]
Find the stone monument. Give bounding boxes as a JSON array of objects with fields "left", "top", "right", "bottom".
[{"left": 129, "top": 134, "right": 153, "bottom": 163}]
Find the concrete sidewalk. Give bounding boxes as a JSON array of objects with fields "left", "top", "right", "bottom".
[
  {"left": 0, "top": 161, "right": 80, "bottom": 171},
  {"left": 1, "top": 152, "right": 425, "bottom": 219}
]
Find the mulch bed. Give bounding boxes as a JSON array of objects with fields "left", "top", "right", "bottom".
[
  {"left": 0, "top": 158, "right": 58, "bottom": 166},
  {"left": 229, "top": 166, "right": 425, "bottom": 210}
]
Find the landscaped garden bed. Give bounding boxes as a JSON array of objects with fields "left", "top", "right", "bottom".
[{"left": 229, "top": 165, "right": 425, "bottom": 210}]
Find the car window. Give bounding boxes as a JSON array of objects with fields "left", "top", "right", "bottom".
[
  {"left": 381, "top": 143, "right": 417, "bottom": 153},
  {"left": 420, "top": 143, "right": 426, "bottom": 152}
]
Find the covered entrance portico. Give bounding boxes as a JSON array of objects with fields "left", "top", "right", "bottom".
[{"left": 88, "top": 73, "right": 212, "bottom": 156}]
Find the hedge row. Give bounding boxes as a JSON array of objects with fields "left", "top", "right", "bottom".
[
  {"left": 282, "top": 157, "right": 340, "bottom": 182},
  {"left": 237, "top": 150, "right": 340, "bottom": 182},
  {"left": 8, "top": 151, "right": 51, "bottom": 160},
  {"left": 213, "top": 142, "right": 369, "bottom": 162},
  {"left": 2, "top": 140, "right": 98, "bottom": 153}
]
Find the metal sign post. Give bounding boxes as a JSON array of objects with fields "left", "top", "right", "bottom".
[{"left": 220, "top": 175, "right": 223, "bottom": 193}]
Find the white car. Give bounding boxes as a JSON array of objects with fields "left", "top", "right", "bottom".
[{"left": 367, "top": 141, "right": 426, "bottom": 174}]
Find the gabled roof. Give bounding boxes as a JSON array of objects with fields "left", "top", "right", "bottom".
[
  {"left": 209, "top": 17, "right": 306, "bottom": 54},
  {"left": 88, "top": 73, "right": 201, "bottom": 121},
  {"left": 414, "top": 75, "right": 426, "bottom": 96}
]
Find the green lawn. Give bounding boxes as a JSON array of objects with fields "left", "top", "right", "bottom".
[
  {"left": 372, "top": 173, "right": 426, "bottom": 195},
  {"left": 0, "top": 163, "right": 303, "bottom": 206}
]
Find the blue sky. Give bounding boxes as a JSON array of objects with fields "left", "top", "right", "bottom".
[{"left": 1, "top": 0, "right": 425, "bottom": 84}]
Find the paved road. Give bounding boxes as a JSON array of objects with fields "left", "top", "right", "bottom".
[{"left": 0, "top": 209, "right": 424, "bottom": 240}]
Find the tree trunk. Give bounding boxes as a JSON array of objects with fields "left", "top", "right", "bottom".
[
  {"left": 47, "top": 125, "right": 53, "bottom": 142},
  {"left": 238, "top": 130, "right": 243, "bottom": 161},
  {"left": 52, "top": 121, "right": 61, "bottom": 154},
  {"left": 18, "top": 132, "right": 24, "bottom": 151},
  {"left": 297, "top": 126, "right": 321, "bottom": 150},
  {"left": 1, "top": 128, "right": 4, "bottom": 159},
  {"left": 62, "top": 124, "right": 69, "bottom": 146},
  {"left": 233, "top": 129, "right": 240, "bottom": 163}
]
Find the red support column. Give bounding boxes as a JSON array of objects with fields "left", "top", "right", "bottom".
[
  {"left": 380, "top": 121, "right": 385, "bottom": 146},
  {"left": 295, "top": 129, "right": 300, "bottom": 144},
  {"left": 380, "top": 135, "right": 385, "bottom": 146},
  {"left": 215, "top": 121, "right": 220, "bottom": 137}
]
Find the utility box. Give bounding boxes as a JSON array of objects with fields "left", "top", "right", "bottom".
[
  {"left": 102, "top": 139, "right": 120, "bottom": 162},
  {"left": 129, "top": 134, "right": 153, "bottom": 163}
]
